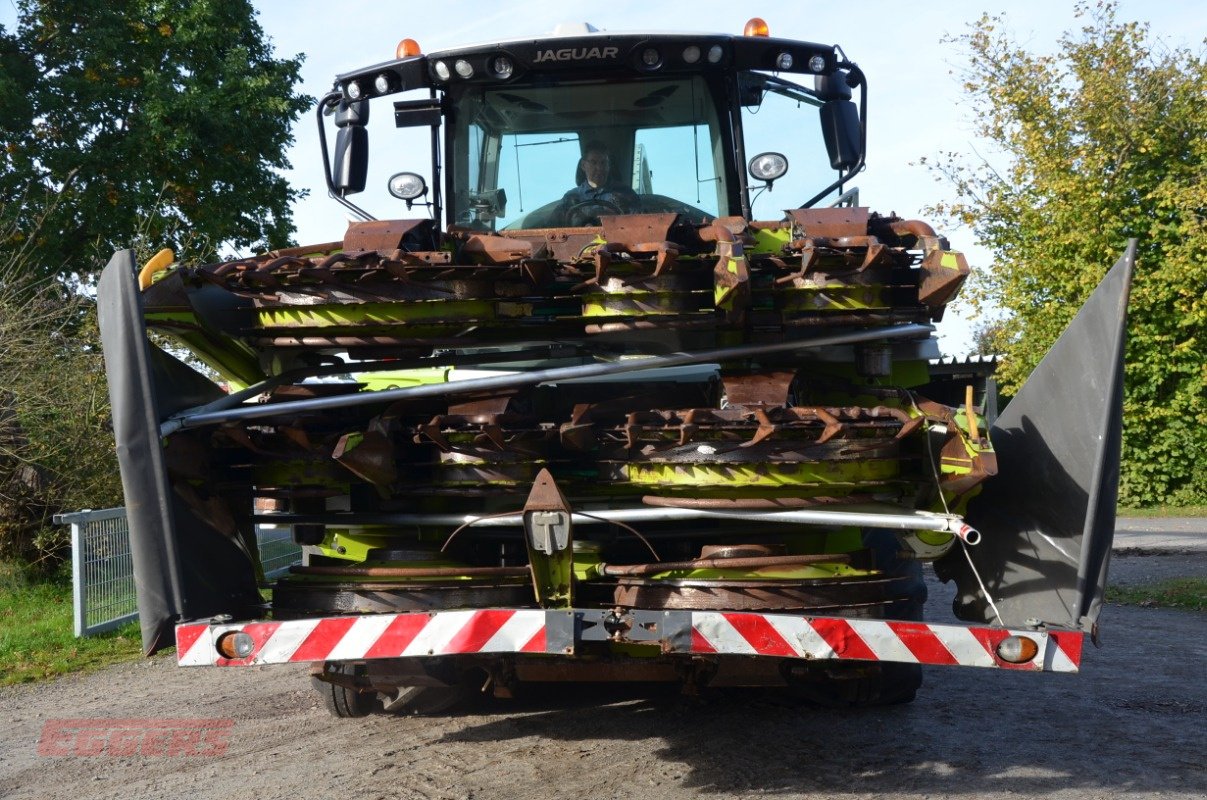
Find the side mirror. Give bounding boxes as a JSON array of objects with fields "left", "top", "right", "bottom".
[
  {"left": 332, "top": 100, "right": 369, "bottom": 195},
  {"left": 819, "top": 100, "right": 862, "bottom": 171}
]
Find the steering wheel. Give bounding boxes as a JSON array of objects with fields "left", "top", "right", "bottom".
[{"left": 566, "top": 199, "right": 624, "bottom": 227}]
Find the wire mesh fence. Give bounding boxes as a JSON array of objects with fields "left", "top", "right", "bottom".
[{"left": 56, "top": 507, "right": 303, "bottom": 637}]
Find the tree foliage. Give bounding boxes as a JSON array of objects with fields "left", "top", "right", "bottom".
[
  {"left": 927, "top": 2, "right": 1207, "bottom": 506},
  {"left": 0, "top": 213, "right": 123, "bottom": 570},
  {"left": 0, "top": 0, "right": 311, "bottom": 279}
]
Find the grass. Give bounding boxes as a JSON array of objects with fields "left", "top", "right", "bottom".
[
  {"left": 1106, "top": 577, "right": 1207, "bottom": 612},
  {"left": 0, "top": 560, "right": 143, "bottom": 687},
  {"left": 1116, "top": 505, "right": 1207, "bottom": 518}
]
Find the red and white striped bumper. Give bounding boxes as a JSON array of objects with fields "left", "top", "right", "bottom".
[{"left": 177, "top": 609, "right": 1084, "bottom": 673}]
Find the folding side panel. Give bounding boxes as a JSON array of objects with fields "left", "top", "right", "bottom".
[
  {"left": 98, "top": 250, "right": 262, "bottom": 654},
  {"left": 936, "top": 243, "right": 1134, "bottom": 633}
]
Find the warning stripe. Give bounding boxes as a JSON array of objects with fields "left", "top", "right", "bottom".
[
  {"left": 176, "top": 610, "right": 1081, "bottom": 673},
  {"left": 811, "top": 618, "right": 877, "bottom": 662},
  {"left": 887, "top": 621, "right": 959, "bottom": 666}
]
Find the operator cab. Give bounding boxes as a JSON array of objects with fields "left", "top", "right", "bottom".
[{"left": 320, "top": 20, "right": 865, "bottom": 231}]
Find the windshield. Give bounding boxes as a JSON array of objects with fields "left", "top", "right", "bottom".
[
  {"left": 450, "top": 76, "right": 726, "bottom": 230},
  {"left": 738, "top": 73, "right": 836, "bottom": 215}
]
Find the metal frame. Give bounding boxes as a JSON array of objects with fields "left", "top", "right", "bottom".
[{"left": 57, "top": 507, "right": 304, "bottom": 637}]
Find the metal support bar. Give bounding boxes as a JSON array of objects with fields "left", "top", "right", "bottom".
[
  {"left": 255, "top": 503, "right": 970, "bottom": 535},
  {"left": 162, "top": 324, "right": 933, "bottom": 434}
]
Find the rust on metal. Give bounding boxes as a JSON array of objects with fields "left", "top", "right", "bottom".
[
  {"left": 919, "top": 248, "right": 970, "bottom": 308},
  {"left": 460, "top": 234, "right": 535, "bottom": 265},
  {"left": 602, "top": 552, "right": 852, "bottom": 577},
  {"left": 344, "top": 218, "right": 435, "bottom": 252},
  {"left": 721, "top": 370, "right": 797, "bottom": 408},
  {"left": 598, "top": 212, "right": 679, "bottom": 248},
  {"left": 292, "top": 564, "right": 531, "bottom": 578},
  {"left": 787, "top": 207, "right": 869, "bottom": 239}
]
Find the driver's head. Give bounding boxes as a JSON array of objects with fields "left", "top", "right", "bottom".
[{"left": 580, "top": 141, "right": 610, "bottom": 188}]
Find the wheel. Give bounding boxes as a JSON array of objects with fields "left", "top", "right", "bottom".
[
  {"left": 781, "top": 529, "right": 926, "bottom": 708},
  {"left": 785, "top": 661, "right": 922, "bottom": 708},
  {"left": 565, "top": 198, "right": 624, "bottom": 226},
  {"left": 380, "top": 684, "right": 474, "bottom": 716},
  {"left": 312, "top": 674, "right": 377, "bottom": 718}
]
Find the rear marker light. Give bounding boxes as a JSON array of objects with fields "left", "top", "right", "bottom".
[
  {"left": 996, "top": 635, "right": 1040, "bottom": 664},
  {"left": 216, "top": 631, "right": 255, "bottom": 660}
]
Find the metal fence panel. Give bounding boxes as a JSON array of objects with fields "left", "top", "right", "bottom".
[{"left": 57, "top": 507, "right": 302, "bottom": 637}]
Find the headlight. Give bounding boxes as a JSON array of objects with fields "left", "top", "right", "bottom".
[
  {"left": 388, "top": 172, "right": 427, "bottom": 201},
  {"left": 748, "top": 151, "right": 789, "bottom": 182}
]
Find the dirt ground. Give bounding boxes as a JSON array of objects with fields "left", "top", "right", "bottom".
[{"left": 1, "top": 552, "right": 1203, "bottom": 800}]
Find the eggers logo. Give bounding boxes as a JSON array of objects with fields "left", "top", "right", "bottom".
[
  {"left": 38, "top": 719, "right": 233, "bottom": 757},
  {"left": 533, "top": 46, "right": 619, "bottom": 63}
]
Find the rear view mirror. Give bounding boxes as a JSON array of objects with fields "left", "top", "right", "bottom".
[
  {"left": 332, "top": 100, "right": 369, "bottom": 195},
  {"left": 819, "top": 100, "right": 862, "bottom": 171}
]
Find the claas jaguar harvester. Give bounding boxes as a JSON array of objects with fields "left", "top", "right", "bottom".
[{"left": 98, "top": 19, "right": 1133, "bottom": 715}]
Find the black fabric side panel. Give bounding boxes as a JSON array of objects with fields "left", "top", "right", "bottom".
[
  {"left": 98, "top": 251, "right": 182, "bottom": 654},
  {"left": 98, "top": 250, "right": 261, "bottom": 654},
  {"left": 936, "top": 243, "right": 1133, "bottom": 631}
]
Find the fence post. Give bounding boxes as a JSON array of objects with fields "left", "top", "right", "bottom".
[{"left": 70, "top": 516, "right": 85, "bottom": 638}]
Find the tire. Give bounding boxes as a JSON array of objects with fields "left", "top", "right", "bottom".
[
  {"left": 783, "top": 661, "right": 922, "bottom": 708},
  {"left": 782, "top": 529, "right": 926, "bottom": 708},
  {"left": 312, "top": 675, "right": 377, "bottom": 718}
]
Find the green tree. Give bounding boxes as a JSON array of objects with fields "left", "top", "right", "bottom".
[
  {"left": 928, "top": 1, "right": 1207, "bottom": 506},
  {"left": 0, "top": 0, "right": 311, "bottom": 279},
  {"left": 0, "top": 211, "right": 123, "bottom": 570}
]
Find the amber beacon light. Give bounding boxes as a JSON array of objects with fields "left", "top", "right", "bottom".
[
  {"left": 396, "top": 38, "right": 422, "bottom": 58},
  {"left": 744, "top": 17, "right": 770, "bottom": 37}
]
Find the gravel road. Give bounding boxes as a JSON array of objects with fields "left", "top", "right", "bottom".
[{"left": 1, "top": 552, "right": 1203, "bottom": 800}]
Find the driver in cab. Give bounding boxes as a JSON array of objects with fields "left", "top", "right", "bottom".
[{"left": 559, "top": 141, "right": 639, "bottom": 223}]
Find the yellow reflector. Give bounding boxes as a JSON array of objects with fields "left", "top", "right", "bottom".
[
  {"left": 397, "top": 38, "right": 422, "bottom": 58},
  {"left": 138, "top": 247, "right": 175, "bottom": 290},
  {"left": 744, "top": 17, "right": 770, "bottom": 37},
  {"left": 996, "top": 635, "right": 1040, "bottom": 664}
]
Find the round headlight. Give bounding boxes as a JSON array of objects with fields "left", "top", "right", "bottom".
[
  {"left": 682, "top": 45, "right": 701, "bottom": 64},
  {"left": 345, "top": 80, "right": 364, "bottom": 101},
  {"left": 776, "top": 52, "right": 794, "bottom": 70},
  {"left": 707, "top": 45, "right": 724, "bottom": 64},
  {"left": 454, "top": 59, "right": 474, "bottom": 78},
  {"left": 433, "top": 60, "right": 451, "bottom": 81},
  {"left": 809, "top": 55, "right": 827, "bottom": 73},
  {"left": 373, "top": 72, "right": 394, "bottom": 94},
  {"left": 388, "top": 171, "right": 427, "bottom": 201},
  {"left": 491, "top": 56, "right": 514, "bottom": 78},
  {"left": 748, "top": 151, "right": 789, "bottom": 182},
  {"left": 641, "top": 47, "right": 662, "bottom": 68}
]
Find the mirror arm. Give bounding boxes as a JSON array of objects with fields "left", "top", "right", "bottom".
[{"left": 800, "top": 65, "right": 867, "bottom": 209}]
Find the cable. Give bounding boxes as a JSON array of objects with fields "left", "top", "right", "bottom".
[
  {"left": 911, "top": 389, "right": 1004, "bottom": 626},
  {"left": 575, "top": 512, "right": 661, "bottom": 562}
]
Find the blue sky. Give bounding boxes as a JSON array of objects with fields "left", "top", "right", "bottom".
[{"left": 4, "top": 1, "right": 1203, "bottom": 353}]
